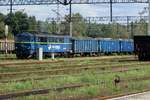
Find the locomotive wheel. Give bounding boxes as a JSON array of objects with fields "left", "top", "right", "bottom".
[
  {"left": 16, "top": 53, "right": 31, "bottom": 59},
  {"left": 16, "top": 53, "right": 24, "bottom": 59}
]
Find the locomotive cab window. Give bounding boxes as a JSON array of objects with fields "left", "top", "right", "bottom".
[
  {"left": 38, "top": 37, "right": 47, "bottom": 45},
  {"left": 55, "top": 37, "right": 64, "bottom": 43},
  {"left": 16, "top": 36, "right": 31, "bottom": 42},
  {"left": 48, "top": 37, "right": 64, "bottom": 43},
  {"left": 39, "top": 37, "right": 47, "bottom": 42}
]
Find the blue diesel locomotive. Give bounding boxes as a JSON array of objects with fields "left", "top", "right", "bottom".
[
  {"left": 15, "top": 32, "right": 134, "bottom": 59},
  {"left": 15, "top": 32, "right": 72, "bottom": 58}
]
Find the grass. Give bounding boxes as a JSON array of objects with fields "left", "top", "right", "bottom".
[
  {"left": 14, "top": 80, "right": 150, "bottom": 100},
  {"left": 0, "top": 54, "right": 16, "bottom": 59},
  {"left": 0, "top": 65, "right": 150, "bottom": 94},
  {"left": 0, "top": 55, "right": 149, "bottom": 99}
]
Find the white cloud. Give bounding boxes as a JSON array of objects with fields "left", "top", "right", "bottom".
[
  {"left": 112, "top": 3, "right": 148, "bottom": 16},
  {"left": 73, "top": 4, "right": 110, "bottom": 17}
]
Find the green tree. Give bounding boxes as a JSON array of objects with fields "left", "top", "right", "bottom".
[
  {"left": 61, "top": 13, "right": 87, "bottom": 37},
  {"left": 72, "top": 13, "right": 87, "bottom": 37},
  {"left": 28, "top": 16, "right": 37, "bottom": 31},
  {"left": 135, "top": 19, "right": 147, "bottom": 35},
  {"left": 0, "top": 13, "right": 5, "bottom": 38},
  {"left": 5, "top": 11, "right": 29, "bottom": 35}
]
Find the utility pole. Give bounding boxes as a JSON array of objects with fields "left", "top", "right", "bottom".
[
  {"left": 131, "top": 22, "right": 134, "bottom": 38},
  {"left": 127, "top": 16, "right": 129, "bottom": 32},
  {"left": 57, "top": 3, "right": 60, "bottom": 33},
  {"left": 110, "top": 0, "right": 113, "bottom": 22},
  {"left": 57, "top": 0, "right": 72, "bottom": 37},
  {"left": 69, "top": 1, "right": 72, "bottom": 37},
  {"left": 148, "top": 0, "right": 150, "bottom": 35},
  {"left": 88, "top": 18, "right": 91, "bottom": 35},
  {"left": 10, "top": 0, "right": 13, "bottom": 14}
]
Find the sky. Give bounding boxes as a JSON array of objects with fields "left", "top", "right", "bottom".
[{"left": 0, "top": 3, "right": 148, "bottom": 21}]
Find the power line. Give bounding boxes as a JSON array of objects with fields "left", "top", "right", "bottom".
[{"left": 0, "top": 0, "right": 148, "bottom": 6}]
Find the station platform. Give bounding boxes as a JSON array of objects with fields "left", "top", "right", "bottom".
[{"left": 110, "top": 91, "right": 150, "bottom": 100}]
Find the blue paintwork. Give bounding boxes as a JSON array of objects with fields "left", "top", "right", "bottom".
[
  {"left": 72, "top": 39, "right": 99, "bottom": 53},
  {"left": 33, "top": 43, "right": 72, "bottom": 53},
  {"left": 120, "top": 39, "right": 134, "bottom": 52},
  {"left": 99, "top": 39, "right": 120, "bottom": 53},
  {"left": 15, "top": 32, "right": 134, "bottom": 58},
  {"left": 15, "top": 32, "right": 72, "bottom": 58}
]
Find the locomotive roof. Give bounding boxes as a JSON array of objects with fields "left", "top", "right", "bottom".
[{"left": 16, "top": 32, "right": 70, "bottom": 38}]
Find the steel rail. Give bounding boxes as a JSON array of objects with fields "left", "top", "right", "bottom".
[
  {"left": 0, "top": 75, "right": 150, "bottom": 99},
  {"left": 0, "top": 83, "right": 90, "bottom": 100}
]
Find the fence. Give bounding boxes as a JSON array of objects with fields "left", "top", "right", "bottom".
[{"left": 0, "top": 40, "right": 15, "bottom": 54}]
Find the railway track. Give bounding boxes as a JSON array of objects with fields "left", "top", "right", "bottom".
[
  {"left": 0, "top": 62, "right": 148, "bottom": 79},
  {"left": 0, "top": 61, "right": 144, "bottom": 73},
  {"left": 0, "top": 60, "right": 65, "bottom": 66},
  {"left": 0, "top": 76, "right": 150, "bottom": 100},
  {"left": 0, "top": 83, "right": 90, "bottom": 100},
  {"left": 0, "top": 56, "right": 138, "bottom": 73},
  {"left": 0, "top": 55, "right": 135, "bottom": 65},
  {"left": 0, "top": 59, "right": 123, "bottom": 68},
  {"left": 0, "top": 56, "right": 137, "bottom": 73},
  {"left": 0, "top": 63, "right": 148, "bottom": 83}
]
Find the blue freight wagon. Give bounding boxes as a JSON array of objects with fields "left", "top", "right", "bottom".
[
  {"left": 120, "top": 39, "right": 134, "bottom": 53},
  {"left": 72, "top": 38, "right": 99, "bottom": 54},
  {"left": 99, "top": 39, "right": 120, "bottom": 53}
]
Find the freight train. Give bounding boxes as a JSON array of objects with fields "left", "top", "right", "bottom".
[{"left": 15, "top": 32, "right": 134, "bottom": 59}]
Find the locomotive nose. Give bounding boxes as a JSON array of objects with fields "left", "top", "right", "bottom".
[{"left": 15, "top": 43, "right": 32, "bottom": 59}]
